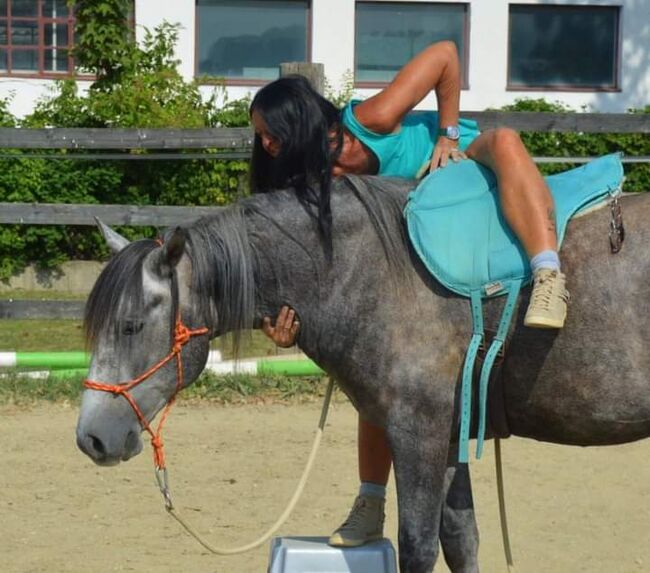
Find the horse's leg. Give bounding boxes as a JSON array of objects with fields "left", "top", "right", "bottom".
[
  {"left": 439, "top": 456, "right": 480, "bottom": 573},
  {"left": 387, "top": 397, "right": 455, "bottom": 573}
]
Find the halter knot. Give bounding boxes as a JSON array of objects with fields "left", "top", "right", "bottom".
[{"left": 173, "top": 321, "right": 192, "bottom": 353}]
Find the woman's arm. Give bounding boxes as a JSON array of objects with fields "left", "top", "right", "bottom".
[{"left": 354, "top": 41, "right": 461, "bottom": 135}]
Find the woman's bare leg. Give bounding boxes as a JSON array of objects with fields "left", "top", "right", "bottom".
[
  {"left": 465, "top": 128, "right": 556, "bottom": 257},
  {"left": 466, "top": 128, "right": 569, "bottom": 329},
  {"left": 358, "top": 416, "right": 393, "bottom": 484},
  {"left": 329, "top": 417, "right": 392, "bottom": 547}
]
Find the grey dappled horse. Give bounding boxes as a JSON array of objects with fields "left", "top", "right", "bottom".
[{"left": 76, "top": 176, "right": 650, "bottom": 573}]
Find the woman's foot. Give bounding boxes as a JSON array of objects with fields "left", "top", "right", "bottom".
[
  {"left": 524, "top": 269, "right": 570, "bottom": 329},
  {"left": 328, "top": 495, "right": 385, "bottom": 547}
]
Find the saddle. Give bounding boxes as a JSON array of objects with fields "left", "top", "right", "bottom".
[{"left": 404, "top": 153, "right": 624, "bottom": 462}]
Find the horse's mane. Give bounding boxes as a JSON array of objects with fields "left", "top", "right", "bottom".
[
  {"left": 337, "top": 174, "right": 411, "bottom": 282},
  {"left": 84, "top": 175, "right": 410, "bottom": 353},
  {"left": 184, "top": 206, "right": 255, "bottom": 354}
]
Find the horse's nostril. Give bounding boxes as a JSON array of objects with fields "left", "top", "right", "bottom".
[{"left": 89, "top": 434, "right": 106, "bottom": 458}]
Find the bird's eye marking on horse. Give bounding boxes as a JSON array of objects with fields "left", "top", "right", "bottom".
[{"left": 122, "top": 320, "right": 144, "bottom": 336}]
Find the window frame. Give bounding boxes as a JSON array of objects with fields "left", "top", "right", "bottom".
[
  {"left": 353, "top": 0, "right": 470, "bottom": 90},
  {"left": 0, "top": 0, "right": 78, "bottom": 79},
  {"left": 506, "top": 3, "right": 622, "bottom": 93},
  {"left": 194, "top": 0, "right": 313, "bottom": 86}
]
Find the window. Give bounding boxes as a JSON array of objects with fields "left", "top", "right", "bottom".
[
  {"left": 0, "top": 0, "right": 75, "bottom": 76},
  {"left": 508, "top": 5, "right": 620, "bottom": 90},
  {"left": 355, "top": 2, "right": 468, "bottom": 85},
  {"left": 196, "top": 0, "right": 310, "bottom": 82}
]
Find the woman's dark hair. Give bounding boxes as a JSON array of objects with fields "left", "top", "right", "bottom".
[{"left": 249, "top": 75, "right": 342, "bottom": 255}]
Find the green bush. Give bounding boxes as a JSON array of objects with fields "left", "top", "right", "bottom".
[
  {"left": 499, "top": 98, "right": 649, "bottom": 193},
  {"left": 0, "top": 97, "right": 16, "bottom": 127}
]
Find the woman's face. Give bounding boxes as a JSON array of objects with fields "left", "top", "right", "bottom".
[{"left": 251, "top": 110, "right": 281, "bottom": 158}]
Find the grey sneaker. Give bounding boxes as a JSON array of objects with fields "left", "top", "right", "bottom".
[
  {"left": 524, "top": 269, "right": 570, "bottom": 329},
  {"left": 328, "top": 495, "right": 385, "bottom": 547}
]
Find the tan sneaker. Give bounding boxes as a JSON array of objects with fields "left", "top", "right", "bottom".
[
  {"left": 328, "top": 495, "right": 385, "bottom": 547},
  {"left": 524, "top": 269, "right": 570, "bottom": 329}
]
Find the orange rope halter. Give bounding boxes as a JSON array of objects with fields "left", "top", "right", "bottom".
[{"left": 85, "top": 318, "right": 208, "bottom": 471}]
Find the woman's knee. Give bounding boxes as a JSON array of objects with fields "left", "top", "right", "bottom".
[{"left": 488, "top": 127, "right": 525, "bottom": 155}]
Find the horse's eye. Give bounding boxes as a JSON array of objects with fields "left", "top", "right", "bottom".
[{"left": 122, "top": 320, "right": 144, "bottom": 335}]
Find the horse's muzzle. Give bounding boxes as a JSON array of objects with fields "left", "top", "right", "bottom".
[{"left": 76, "top": 425, "right": 143, "bottom": 466}]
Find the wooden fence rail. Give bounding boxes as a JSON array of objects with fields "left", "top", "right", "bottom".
[
  {"left": 0, "top": 203, "right": 218, "bottom": 226},
  {"left": 0, "top": 112, "right": 648, "bottom": 153}
]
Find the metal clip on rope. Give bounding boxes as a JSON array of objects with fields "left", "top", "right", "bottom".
[{"left": 155, "top": 466, "right": 174, "bottom": 510}]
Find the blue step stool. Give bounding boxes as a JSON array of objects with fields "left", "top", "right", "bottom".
[{"left": 268, "top": 537, "right": 398, "bottom": 573}]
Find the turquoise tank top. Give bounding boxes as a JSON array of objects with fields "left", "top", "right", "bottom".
[{"left": 341, "top": 100, "right": 480, "bottom": 178}]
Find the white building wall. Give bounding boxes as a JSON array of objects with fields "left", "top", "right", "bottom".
[
  {"left": 135, "top": 0, "right": 196, "bottom": 80},
  {"left": 0, "top": 0, "right": 647, "bottom": 117}
]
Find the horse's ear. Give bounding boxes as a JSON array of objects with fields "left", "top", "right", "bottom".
[
  {"left": 163, "top": 227, "right": 186, "bottom": 269},
  {"left": 96, "top": 218, "right": 130, "bottom": 254},
  {"left": 148, "top": 227, "right": 186, "bottom": 279}
]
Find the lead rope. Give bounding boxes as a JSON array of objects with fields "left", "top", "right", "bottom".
[
  {"left": 163, "top": 377, "right": 335, "bottom": 555},
  {"left": 495, "top": 438, "right": 516, "bottom": 572}
]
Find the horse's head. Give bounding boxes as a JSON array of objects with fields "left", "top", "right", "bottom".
[{"left": 76, "top": 221, "right": 211, "bottom": 466}]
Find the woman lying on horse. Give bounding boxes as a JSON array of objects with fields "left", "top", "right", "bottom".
[{"left": 249, "top": 40, "right": 569, "bottom": 547}]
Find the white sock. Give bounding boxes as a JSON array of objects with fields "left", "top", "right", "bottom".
[
  {"left": 530, "top": 250, "right": 560, "bottom": 273},
  {"left": 359, "top": 481, "right": 386, "bottom": 499}
]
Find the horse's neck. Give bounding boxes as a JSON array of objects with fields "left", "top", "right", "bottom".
[
  {"left": 246, "top": 199, "right": 327, "bottom": 323},
  {"left": 244, "top": 182, "right": 411, "bottom": 352}
]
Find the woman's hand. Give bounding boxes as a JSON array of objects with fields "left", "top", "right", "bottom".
[
  {"left": 262, "top": 306, "right": 300, "bottom": 348},
  {"left": 430, "top": 137, "right": 467, "bottom": 171}
]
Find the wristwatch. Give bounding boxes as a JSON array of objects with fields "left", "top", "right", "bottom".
[{"left": 438, "top": 126, "right": 461, "bottom": 141}]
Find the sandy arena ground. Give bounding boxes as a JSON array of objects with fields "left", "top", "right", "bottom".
[{"left": 1, "top": 400, "right": 649, "bottom": 573}]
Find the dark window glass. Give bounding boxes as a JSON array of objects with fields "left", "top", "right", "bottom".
[
  {"left": 12, "top": 20, "right": 39, "bottom": 45},
  {"left": 44, "top": 47, "right": 68, "bottom": 72},
  {"left": 355, "top": 2, "right": 467, "bottom": 84},
  {"left": 43, "top": 0, "right": 68, "bottom": 18},
  {"left": 12, "top": 0, "right": 38, "bottom": 18},
  {"left": 0, "top": 48, "right": 6, "bottom": 70},
  {"left": 0, "top": 2, "right": 7, "bottom": 17},
  {"left": 509, "top": 5, "right": 619, "bottom": 89},
  {"left": 0, "top": 22, "right": 7, "bottom": 44},
  {"left": 44, "top": 22, "right": 68, "bottom": 46},
  {"left": 12, "top": 48, "right": 37, "bottom": 71},
  {"left": 197, "top": 0, "right": 309, "bottom": 80}
]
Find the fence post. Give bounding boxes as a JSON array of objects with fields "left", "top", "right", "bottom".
[{"left": 280, "top": 62, "right": 325, "bottom": 95}]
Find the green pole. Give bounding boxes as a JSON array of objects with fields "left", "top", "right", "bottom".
[
  {"left": 16, "top": 352, "right": 90, "bottom": 369},
  {"left": 257, "top": 359, "right": 325, "bottom": 376}
]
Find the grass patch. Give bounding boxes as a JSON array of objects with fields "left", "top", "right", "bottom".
[
  {"left": 0, "top": 370, "right": 330, "bottom": 406},
  {"left": 0, "top": 320, "right": 86, "bottom": 351},
  {"left": 0, "top": 290, "right": 87, "bottom": 300},
  {"left": 0, "top": 371, "right": 85, "bottom": 404},
  {"left": 0, "top": 318, "right": 287, "bottom": 357},
  {"left": 182, "top": 372, "right": 330, "bottom": 403}
]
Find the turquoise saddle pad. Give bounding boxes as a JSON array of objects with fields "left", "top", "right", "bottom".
[{"left": 405, "top": 153, "right": 624, "bottom": 298}]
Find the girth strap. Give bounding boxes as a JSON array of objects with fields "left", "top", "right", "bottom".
[
  {"left": 459, "top": 290, "right": 484, "bottom": 463},
  {"left": 476, "top": 279, "right": 521, "bottom": 458},
  {"left": 458, "top": 280, "right": 522, "bottom": 463}
]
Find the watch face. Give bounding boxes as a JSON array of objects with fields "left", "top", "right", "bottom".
[{"left": 447, "top": 126, "right": 460, "bottom": 140}]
